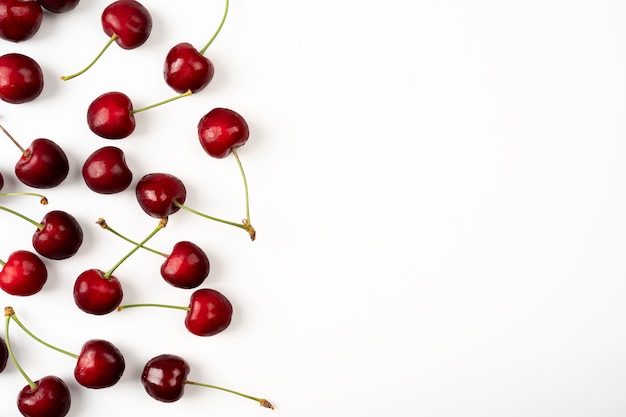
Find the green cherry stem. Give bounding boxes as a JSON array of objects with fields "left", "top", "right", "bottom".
[
  {"left": 185, "top": 379, "right": 274, "bottom": 409},
  {"left": 198, "top": 0, "right": 229, "bottom": 55},
  {"left": 0, "top": 124, "right": 29, "bottom": 158},
  {"left": 117, "top": 302, "right": 188, "bottom": 312},
  {"left": 0, "top": 192, "right": 48, "bottom": 205},
  {"left": 0, "top": 205, "right": 44, "bottom": 231},
  {"left": 103, "top": 218, "right": 167, "bottom": 280},
  {"left": 60, "top": 34, "right": 119, "bottom": 81},
  {"left": 4, "top": 307, "right": 37, "bottom": 390},
  {"left": 232, "top": 147, "right": 252, "bottom": 226},
  {"left": 5, "top": 307, "right": 78, "bottom": 359},
  {"left": 96, "top": 218, "right": 166, "bottom": 258},
  {"left": 131, "top": 90, "right": 192, "bottom": 114}
]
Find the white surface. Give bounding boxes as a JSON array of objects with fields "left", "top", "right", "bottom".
[{"left": 1, "top": 0, "right": 626, "bottom": 415}]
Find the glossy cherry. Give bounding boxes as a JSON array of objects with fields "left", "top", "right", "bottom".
[
  {"left": 198, "top": 107, "right": 249, "bottom": 158},
  {"left": 0, "top": 0, "right": 43, "bottom": 42},
  {"left": 33, "top": 210, "right": 83, "bottom": 260},
  {"left": 87, "top": 90, "right": 191, "bottom": 139},
  {"left": 18, "top": 375, "right": 71, "bottom": 417},
  {"left": 82, "top": 146, "right": 133, "bottom": 194},
  {"left": 0, "top": 172, "right": 4, "bottom": 190},
  {"left": 60, "top": 0, "right": 151, "bottom": 80},
  {"left": 74, "top": 339, "right": 125, "bottom": 389},
  {"left": 135, "top": 172, "right": 186, "bottom": 218},
  {"left": 36, "top": 0, "right": 79, "bottom": 13},
  {"left": 0, "top": 336, "right": 7, "bottom": 372},
  {"left": 141, "top": 353, "right": 273, "bottom": 408},
  {"left": 0, "top": 53, "right": 44, "bottom": 104},
  {"left": 0, "top": 250, "right": 47, "bottom": 296}
]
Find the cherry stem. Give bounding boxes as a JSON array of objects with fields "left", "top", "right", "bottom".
[
  {"left": 104, "top": 218, "right": 167, "bottom": 279},
  {"left": 5, "top": 308, "right": 78, "bottom": 359},
  {"left": 117, "top": 303, "right": 188, "bottom": 312},
  {"left": 0, "top": 192, "right": 48, "bottom": 205},
  {"left": 130, "top": 90, "right": 192, "bottom": 114},
  {"left": 0, "top": 259, "right": 4, "bottom": 266},
  {"left": 232, "top": 147, "right": 252, "bottom": 227},
  {"left": 60, "top": 34, "right": 118, "bottom": 81},
  {"left": 4, "top": 307, "right": 36, "bottom": 390},
  {"left": 198, "top": 0, "right": 229, "bottom": 55},
  {"left": 0, "top": 205, "right": 43, "bottom": 230},
  {"left": 96, "top": 218, "right": 166, "bottom": 257},
  {"left": 0, "top": 124, "right": 28, "bottom": 157},
  {"left": 185, "top": 379, "right": 274, "bottom": 409}
]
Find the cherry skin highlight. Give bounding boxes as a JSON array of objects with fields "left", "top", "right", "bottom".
[
  {"left": 0, "top": 0, "right": 43, "bottom": 42},
  {"left": 164, "top": 42, "right": 214, "bottom": 94},
  {"left": 0, "top": 250, "right": 47, "bottom": 296},
  {"left": 87, "top": 92, "right": 135, "bottom": 139},
  {"left": 73, "top": 269, "right": 123, "bottom": 315},
  {"left": 32, "top": 210, "right": 83, "bottom": 260},
  {"left": 0, "top": 53, "right": 44, "bottom": 104},
  {"left": 74, "top": 339, "right": 125, "bottom": 388},
  {"left": 101, "top": 0, "right": 152, "bottom": 49},
  {"left": 36, "top": 0, "right": 79, "bottom": 13},
  {"left": 135, "top": 172, "right": 186, "bottom": 218},
  {"left": 16, "top": 138, "right": 69, "bottom": 189},
  {"left": 198, "top": 107, "right": 249, "bottom": 159},
  {"left": 82, "top": 146, "right": 133, "bottom": 194},
  {"left": 161, "top": 241, "right": 210, "bottom": 289},
  {"left": 141, "top": 353, "right": 189, "bottom": 403},
  {"left": 17, "top": 375, "right": 71, "bottom": 417},
  {"left": 185, "top": 288, "right": 233, "bottom": 337}
]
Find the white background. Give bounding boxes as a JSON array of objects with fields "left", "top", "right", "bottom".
[{"left": 0, "top": 0, "right": 625, "bottom": 416}]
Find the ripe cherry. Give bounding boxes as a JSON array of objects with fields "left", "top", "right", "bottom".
[
  {"left": 82, "top": 146, "right": 133, "bottom": 194},
  {"left": 36, "top": 0, "right": 80, "bottom": 13},
  {"left": 60, "top": 0, "right": 151, "bottom": 80},
  {"left": 0, "top": 53, "right": 44, "bottom": 104},
  {"left": 198, "top": 107, "right": 249, "bottom": 158},
  {"left": 119, "top": 288, "right": 233, "bottom": 337},
  {"left": 141, "top": 353, "right": 273, "bottom": 408},
  {"left": 0, "top": 336, "right": 7, "bottom": 372},
  {"left": 0, "top": 250, "right": 47, "bottom": 296},
  {"left": 0, "top": 0, "right": 43, "bottom": 42},
  {"left": 86, "top": 90, "right": 191, "bottom": 139},
  {"left": 0, "top": 125, "right": 69, "bottom": 189}
]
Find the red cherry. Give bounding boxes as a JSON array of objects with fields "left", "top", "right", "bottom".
[
  {"left": 164, "top": 42, "right": 214, "bottom": 94},
  {"left": 0, "top": 53, "right": 43, "bottom": 104},
  {"left": 0, "top": 336, "right": 7, "bottom": 373},
  {"left": 141, "top": 353, "right": 189, "bottom": 403},
  {"left": 82, "top": 146, "right": 133, "bottom": 194},
  {"left": 17, "top": 375, "right": 71, "bottom": 417},
  {"left": 0, "top": 249, "right": 47, "bottom": 296},
  {"left": 32, "top": 210, "right": 83, "bottom": 260},
  {"left": 101, "top": 0, "right": 152, "bottom": 49},
  {"left": 135, "top": 172, "right": 186, "bottom": 218},
  {"left": 87, "top": 92, "right": 135, "bottom": 139},
  {"left": 73, "top": 269, "right": 123, "bottom": 315},
  {"left": 0, "top": 172, "right": 4, "bottom": 190},
  {"left": 198, "top": 108, "right": 249, "bottom": 159},
  {"left": 74, "top": 339, "right": 125, "bottom": 389},
  {"left": 36, "top": 0, "right": 79, "bottom": 13},
  {"left": 185, "top": 288, "right": 232, "bottom": 336},
  {"left": 0, "top": 0, "right": 43, "bottom": 42},
  {"left": 161, "top": 241, "right": 210, "bottom": 289}
]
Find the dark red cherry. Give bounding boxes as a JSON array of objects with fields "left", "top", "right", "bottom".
[
  {"left": 141, "top": 353, "right": 189, "bottom": 403},
  {"left": 0, "top": 336, "right": 7, "bottom": 372},
  {"left": 74, "top": 339, "right": 125, "bottom": 388},
  {"left": 15, "top": 138, "right": 69, "bottom": 189},
  {"left": 87, "top": 92, "right": 135, "bottom": 139},
  {"left": 0, "top": 171, "right": 4, "bottom": 190},
  {"left": 73, "top": 269, "right": 123, "bottom": 315},
  {"left": 164, "top": 42, "right": 214, "bottom": 94},
  {"left": 161, "top": 241, "right": 210, "bottom": 289},
  {"left": 0, "top": 249, "right": 47, "bottom": 296},
  {"left": 17, "top": 375, "right": 71, "bottom": 417},
  {"left": 198, "top": 108, "right": 249, "bottom": 159},
  {"left": 36, "top": 0, "right": 79, "bottom": 13},
  {"left": 185, "top": 288, "right": 232, "bottom": 337},
  {"left": 82, "top": 146, "right": 132, "bottom": 194},
  {"left": 135, "top": 173, "right": 186, "bottom": 218},
  {"left": 32, "top": 210, "right": 83, "bottom": 260},
  {"left": 101, "top": 0, "right": 152, "bottom": 49},
  {"left": 0, "top": 0, "right": 43, "bottom": 42},
  {"left": 0, "top": 53, "right": 43, "bottom": 104}
]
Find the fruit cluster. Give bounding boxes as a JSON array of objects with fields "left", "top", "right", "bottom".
[{"left": 0, "top": 0, "right": 272, "bottom": 416}]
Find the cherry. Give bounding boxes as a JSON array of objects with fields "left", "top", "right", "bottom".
[
  {"left": 0, "top": 172, "right": 3, "bottom": 190},
  {"left": 118, "top": 288, "right": 233, "bottom": 337},
  {"left": 86, "top": 89, "right": 191, "bottom": 139},
  {"left": 82, "top": 146, "right": 133, "bottom": 194},
  {"left": 0, "top": 0, "right": 43, "bottom": 42},
  {"left": 6, "top": 308, "right": 126, "bottom": 388},
  {"left": 0, "top": 336, "right": 7, "bottom": 372},
  {"left": 0, "top": 249, "right": 47, "bottom": 296},
  {"left": 36, "top": 0, "right": 79, "bottom": 13},
  {"left": 60, "top": 0, "right": 151, "bottom": 80},
  {"left": 135, "top": 172, "right": 256, "bottom": 240},
  {"left": 4, "top": 307, "right": 71, "bottom": 417},
  {"left": 0, "top": 52, "right": 44, "bottom": 104},
  {"left": 198, "top": 107, "right": 249, "bottom": 158},
  {"left": 97, "top": 218, "right": 210, "bottom": 289},
  {"left": 0, "top": 125, "right": 69, "bottom": 189},
  {"left": 141, "top": 353, "right": 273, "bottom": 408},
  {"left": 74, "top": 218, "right": 166, "bottom": 315}
]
